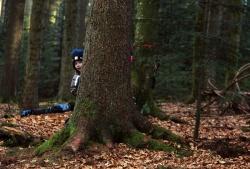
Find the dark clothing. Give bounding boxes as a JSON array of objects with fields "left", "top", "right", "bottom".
[{"left": 20, "top": 102, "right": 75, "bottom": 117}]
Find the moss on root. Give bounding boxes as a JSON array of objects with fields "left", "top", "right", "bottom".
[
  {"left": 35, "top": 122, "right": 76, "bottom": 155},
  {"left": 124, "top": 131, "right": 145, "bottom": 148},
  {"left": 150, "top": 126, "right": 185, "bottom": 145},
  {"left": 241, "top": 126, "right": 250, "bottom": 132},
  {"left": 142, "top": 102, "right": 188, "bottom": 124},
  {"left": 0, "top": 122, "right": 18, "bottom": 127},
  {"left": 124, "top": 131, "right": 192, "bottom": 157}
]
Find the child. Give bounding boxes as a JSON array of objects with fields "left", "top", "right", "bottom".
[
  {"left": 70, "top": 48, "right": 83, "bottom": 96},
  {"left": 20, "top": 48, "right": 84, "bottom": 117}
]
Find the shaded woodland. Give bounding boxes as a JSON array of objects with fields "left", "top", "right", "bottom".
[{"left": 0, "top": 0, "right": 249, "bottom": 168}]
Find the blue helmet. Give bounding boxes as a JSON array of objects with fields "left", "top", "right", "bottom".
[
  {"left": 71, "top": 48, "right": 84, "bottom": 61},
  {"left": 71, "top": 48, "right": 84, "bottom": 73}
]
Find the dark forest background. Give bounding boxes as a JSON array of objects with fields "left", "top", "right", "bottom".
[{"left": 0, "top": 0, "right": 250, "bottom": 103}]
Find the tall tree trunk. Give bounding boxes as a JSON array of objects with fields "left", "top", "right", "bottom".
[
  {"left": 0, "top": 0, "right": 6, "bottom": 19},
  {"left": 189, "top": 0, "right": 207, "bottom": 102},
  {"left": 1, "top": 0, "right": 25, "bottom": 102},
  {"left": 36, "top": 0, "right": 189, "bottom": 156},
  {"left": 205, "top": 0, "right": 223, "bottom": 82},
  {"left": 39, "top": 0, "right": 134, "bottom": 152},
  {"left": 222, "top": 0, "right": 242, "bottom": 86},
  {"left": 57, "top": 0, "right": 78, "bottom": 101},
  {"left": 0, "top": 0, "right": 2, "bottom": 17},
  {"left": 23, "top": 0, "right": 32, "bottom": 29},
  {"left": 75, "top": 0, "right": 88, "bottom": 47},
  {"left": 21, "top": 0, "right": 49, "bottom": 109},
  {"left": 39, "top": 0, "right": 63, "bottom": 98},
  {"left": 132, "top": 0, "right": 160, "bottom": 115}
]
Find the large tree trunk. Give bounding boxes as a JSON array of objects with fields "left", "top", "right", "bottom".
[
  {"left": 36, "top": 0, "right": 190, "bottom": 156},
  {"left": 21, "top": 0, "right": 49, "bottom": 109},
  {"left": 1, "top": 0, "right": 25, "bottom": 102},
  {"left": 57, "top": 0, "right": 78, "bottom": 101},
  {"left": 66, "top": 0, "right": 135, "bottom": 150},
  {"left": 132, "top": 0, "right": 161, "bottom": 116},
  {"left": 38, "top": 0, "right": 134, "bottom": 152}
]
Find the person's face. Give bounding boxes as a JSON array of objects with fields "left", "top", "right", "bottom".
[{"left": 75, "top": 60, "right": 83, "bottom": 72}]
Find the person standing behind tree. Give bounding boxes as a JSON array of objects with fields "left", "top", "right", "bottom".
[
  {"left": 70, "top": 48, "right": 84, "bottom": 96},
  {"left": 19, "top": 48, "right": 84, "bottom": 117}
]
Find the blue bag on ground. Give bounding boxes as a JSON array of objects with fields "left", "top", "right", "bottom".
[
  {"left": 20, "top": 102, "right": 74, "bottom": 117},
  {"left": 53, "top": 103, "right": 72, "bottom": 112}
]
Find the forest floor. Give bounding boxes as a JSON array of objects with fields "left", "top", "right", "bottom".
[{"left": 0, "top": 102, "right": 249, "bottom": 169}]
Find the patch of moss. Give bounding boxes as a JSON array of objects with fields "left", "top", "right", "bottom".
[
  {"left": 3, "top": 136, "right": 18, "bottom": 147},
  {"left": 150, "top": 126, "right": 184, "bottom": 144},
  {"left": 141, "top": 101, "right": 168, "bottom": 120},
  {"left": 125, "top": 131, "right": 192, "bottom": 157},
  {"left": 241, "top": 126, "right": 250, "bottom": 132},
  {"left": 1, "top": 114, "right": 15, "bottom": 118},
  {"left": 74, "top": 98, "right": 97, "bottom": 118},
  {"left": 0, "top": 122, "right": 18, "bottom": 127},
  {"left": 35, "top": 122, "right": 76, "bottom": 155},
  {"left": 148, "top": 139, "right": 192, "bottom": 157},
  {"left": 124, "top": 130, "right": 145, "bottom": 148},
  {"left": 147, "top": 139, "right": 176, "bottom": 152}
]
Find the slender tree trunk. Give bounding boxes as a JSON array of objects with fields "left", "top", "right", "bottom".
[
  {"left": 21, "top": 0, "right": 49, "bottom": 109},
  {"left": 75, "top": 0, "right": 88, "bottom": 47},
  {"left": 23, "top": 0, "right": 32, "bottom": 29},
  {"left": 0, "top": 0, "right": 6, "bottom": 18},
  {"left": 189, "top": 0, "right": 207, "bottom": 102},
  {"left": 0, "top": 0, "right": 2, "bottom": 17},
  {"left": 1, "top": 0, "right": 25, "bottom": 102},
  {"left": 222, "top": 0, "right": 242, "bottom": 86},
  {"left": 205, "top": 0, "right": 223, "bottom": 82},
  {"left": 132, "top": 0, "right": 160, "bottom": 115},
  {"left": 57, "top": 0, "right": 78, "bottom": 101}
]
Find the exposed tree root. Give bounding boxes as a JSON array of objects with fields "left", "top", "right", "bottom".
[
  {"left": 124, "top": 130, "right": 191, "bottom": 157},
  {"left": 35, "top": 121, "right": 76, "bottom": 155},
  {"left": 0, "top": 125, "right": 42, "bottom": 147},
  {"left": 35, "top": 105, "right": 191, "bottom": 157},
  {"left": 142, "top": 102, "right": 188, "bottom": 124}
]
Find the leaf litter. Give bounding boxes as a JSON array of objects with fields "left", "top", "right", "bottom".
[{"left": 0, "top": 102, "right": 249, "bottom": 168}]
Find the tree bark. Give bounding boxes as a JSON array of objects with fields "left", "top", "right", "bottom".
[
  {"left": 1, "top": 0, "right": 25, "bottom": 102},
  {"left": 75, "top": 0, "right": 88, "bottom": 47},
  {"left": 36, "top": 0, "right": 190, "bottom": 156},
  {"left": 57, "top": 0, "right": 78, "bottom": 101},
  {"left": 68, "top": 0, "right": 135, "bottom": 149},
  {"left": 0, "top": 0, "right": 2, "bottom": 17},
  {"left": 21, "top": 0, "right": 49, "bottom": 109},
  {"left": 132, "top": 0, "right": 161, "bottom": 116},
  {"left": 189, "top": 0, "right": 208, "bottom": 102},
  {"left": 222, "top": 0, "right": 242, "bottom": 86}
]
